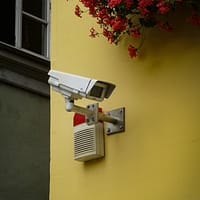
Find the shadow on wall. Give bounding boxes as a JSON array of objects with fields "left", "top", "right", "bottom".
[
  {"left": 118, "top": 8, "right": 200, "bottom": 65},
  {"left": 141, "top": 8, "right": 200, "bottom": 62},
  {"left": 111, "top": 9, "right": 200, "bottom": 199}
]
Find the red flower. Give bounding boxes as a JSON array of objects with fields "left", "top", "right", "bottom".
[
  {"left": 79, "top": 0, "right": 96, "bottom": 16},
  {"left": 130, "top": 27, "right": 141, "bottom": 38},
  {"left": 156, "top": 1, "right": 170, "bottom": 14},
  {"left": 187, "top": 13, "right": 200, "bottom": 27},
  {"left": 157, "top": 21, "right": 173, "bottom": 32},
  {"left": 89, "top": 27, "right": 98, "bottom": 38},
  {"left": 74, "top": 5, "right": 82, "bottom": 18},
  {"left": 108, "top": 0, "right": 122, "bottom": 8},
  {"left": 138, "top": 0, "right": 153, "bottom": 16},
  {"left": 125, "top": 0, "right": 133, "bottom": 8},
  {"left": 71, "top": 0, "right": 200, "bottom": 58},
  {"left": 103, "top": 28, "right": 114, "bottom": 43},
  {"left": 128, "top": 45, "right": 137, "bottom": 58},
  {"left": 111, "top": 17, "right": 127, "bottom": 31}
]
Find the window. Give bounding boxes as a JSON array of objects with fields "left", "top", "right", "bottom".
[{"left": 0, "top": 0, "right": 50, "bottom": 58}]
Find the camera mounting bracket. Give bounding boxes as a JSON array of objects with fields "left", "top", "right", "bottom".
[{"left": 86, "top": 103, "right": 125, "bottom": 134}]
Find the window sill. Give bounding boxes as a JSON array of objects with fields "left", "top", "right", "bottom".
[{"left": 0, "top": 42, "right": 50, "bottom": 97}]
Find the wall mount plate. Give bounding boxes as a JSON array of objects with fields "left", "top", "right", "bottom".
[
  {"left": 86, "top": 103, "right": 125, "bottom": 135},
  {"left": 105, "top": 107, "right": 125, "bottom": 135}
]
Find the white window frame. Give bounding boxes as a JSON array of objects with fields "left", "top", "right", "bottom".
[{"left": 15, "top": 0, "right": 50, "bottom": 58}]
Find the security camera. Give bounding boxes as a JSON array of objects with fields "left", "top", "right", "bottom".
[
  {"left": 48, "top": 69, "right": 125, "bottom": 134},
  {"left": 48, "top": 70, "right": 115, "bottom": 101}
]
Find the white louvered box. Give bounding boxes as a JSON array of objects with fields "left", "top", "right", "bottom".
[{"left": 73, "top": 122, "right": 104, "bottom": 161}]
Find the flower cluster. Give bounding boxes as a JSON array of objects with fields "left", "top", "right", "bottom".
[{"left": 73, "top": 0, "right": 200, "bottom": 58}]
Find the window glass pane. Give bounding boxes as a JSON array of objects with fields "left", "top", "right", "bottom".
[
  {"left": 22, "top": 16, "right": 46, "bottom": 55},
  {"left": 23, "top": 0, "right": 46, "bottom": 19},
  {"left": 0, "top": 0, "right": 15, "bottom": 45}
]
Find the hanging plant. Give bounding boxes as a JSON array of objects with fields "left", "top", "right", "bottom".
[{"left": 71, "top": 0, "right": 200, "bottom": 58}]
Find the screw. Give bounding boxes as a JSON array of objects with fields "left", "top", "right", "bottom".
[
  {"left": 119, "top": 125, "right": 123, "bottom": 129},
  {"left": 107, "top": 128, "right": 111, "bottom": 133}
]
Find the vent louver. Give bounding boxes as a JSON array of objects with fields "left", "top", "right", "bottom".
[{"left": 73, "top": 123, "right": 104, "bottom": 161}]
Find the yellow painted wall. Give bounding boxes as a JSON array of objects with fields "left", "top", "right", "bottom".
[{"left": 50, "top": 1, "right": 200, "bottom": 200}]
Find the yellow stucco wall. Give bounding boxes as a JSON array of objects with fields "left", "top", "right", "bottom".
[{"left": 50, "top": 1, "right": 200, "bottom": 200}]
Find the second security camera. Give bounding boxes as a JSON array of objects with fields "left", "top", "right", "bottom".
[{"left": 48, "top": 70, "right": 116, "bottom": 101}]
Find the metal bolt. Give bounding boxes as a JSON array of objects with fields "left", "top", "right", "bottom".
[
  {"left": 107, "top": 128, "right": 111, "bottom": 133},
  {"left": 119, "top": 125, "right": 123, "bottom": 129}
]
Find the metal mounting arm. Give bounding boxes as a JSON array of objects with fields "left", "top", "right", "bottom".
[
  {"left": 65, "top": 99, "right": 125, "bottom": 134},
  {"left": 65, "top": 99, "right": 93, "bottom": 116}
]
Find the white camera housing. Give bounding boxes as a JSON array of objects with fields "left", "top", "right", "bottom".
[
  {"left": 48, "top": 70, "right": 115, "bottom": 101},
  {"left": 48, "top": 70, "right": 125, "bottom": 135}
]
